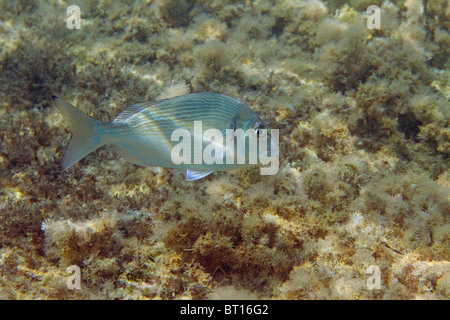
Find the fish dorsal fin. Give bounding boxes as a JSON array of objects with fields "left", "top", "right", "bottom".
[
  {"left": 186, "top": 169, "right": 214, "bottom": 181},
  {"left": 112, "top": 102, "right": 158, "bottom": 123}
]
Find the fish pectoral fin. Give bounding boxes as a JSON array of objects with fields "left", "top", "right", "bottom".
[
  {"left": 185, "top": 169, "right": 214, "bottom": 181},
  {"left": 173, "top": 167, "right": 185, "bottom": 174}
]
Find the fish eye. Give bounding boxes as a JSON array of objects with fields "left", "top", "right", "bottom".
[{"left": 254, "top": 123, "right": 266, "bottom": 137}]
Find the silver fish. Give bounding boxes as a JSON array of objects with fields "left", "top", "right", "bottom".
[{"left": 53, "top": 93, "right": 277, "bottom": 181}]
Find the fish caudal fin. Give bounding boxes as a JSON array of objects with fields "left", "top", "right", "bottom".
[{"left": 53, "top": 96, "right": 106, "bottom": 170}]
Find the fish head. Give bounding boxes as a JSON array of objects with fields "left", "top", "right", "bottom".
[{"left": 232, "top": 105, "right": 278, "bottom": 164}]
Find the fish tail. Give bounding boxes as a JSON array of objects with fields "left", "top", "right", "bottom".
[{"left": 53, "top": 96, "right": 107, "bottom": 170}]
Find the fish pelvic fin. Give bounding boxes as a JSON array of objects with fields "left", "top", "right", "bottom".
[
  {"left": 185, "top": 169, "right": 214, "bottom": 181},
  {"left": 53, "top": 96, "right": 106, "bottom": 170}
]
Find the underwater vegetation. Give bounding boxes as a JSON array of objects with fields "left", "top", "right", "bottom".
[{"left": 0, "top": 0, "right": 449, "bottom": 299}]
